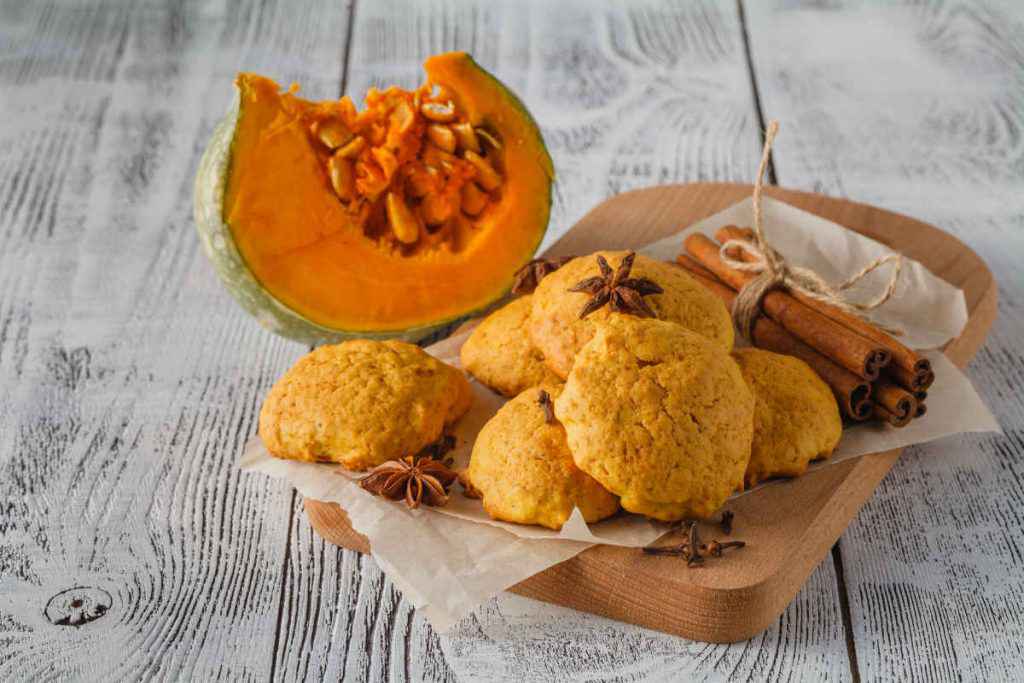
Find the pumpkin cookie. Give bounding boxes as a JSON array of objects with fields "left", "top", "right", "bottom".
[
  {"left": 555, "top": 317, "right": 753, "bottom": 521},
  {"left": 259, "top": 340, "right": 472, "bottom": 470},
  {"left": 529, "top": 251, "right": 734, "bottom": 378},
  {"left": 733, "top": 348, "right": 842, "bottom": 487},
  {"left": 468, "top": 385, "right": 619, "bottom": 530},
  {"left": 460, "top": 295, "right": 561, "bottom": 397}
]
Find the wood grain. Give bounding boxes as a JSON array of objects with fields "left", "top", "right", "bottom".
[
  {"left": 273, "top": 496, "right": 455, "bottom": 682},
  {"left": 439, "top": 566, "right": 848, "bottom": 682},
  {"left": 746, "top": 0, "right": 1024, "bottom": 679},
  {"left": 0, "top": 0, "right": 349, "bottom": 678}
]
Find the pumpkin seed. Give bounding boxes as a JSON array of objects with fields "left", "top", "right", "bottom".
[
  {"left": 421, "top": 101, "right": 456, "bottom": 123},
  {"left": 475, "top": 127, "right": 502, "bottom": 151},
  {"left": 314, "top": 118, "right": 354, "bottom": 150},
  {"left": 450, "top": 122, "right": 480, "bottom": 153},
  {"left": 463, "top": 150, "right": 501, "bottom": 191},
  {"left": 372, "top": 147, "right": 399, "bottom": 179},
  {"left": 422, "top": 143, "right": 457, "bottom": 171},
  {"left": 460, "top": 182, "right": 488, "bottom": 216},
  {"left": 392, "top": 100, "right": 415, "bottom": 134},
  {"left": 426, "top": 124, "right": 457, "bottom": 153},
  {"left": 327, "top": 154, "right": 356, "bottom": 202},
  {"left": 336, "top": 136, "right": 367, "bottom": 159},
  {"left": 386, "top": 192, "right": 421, "bottom": 244},
  {"left": 356, "top": 161, "right": 389, "bottom": 201}
]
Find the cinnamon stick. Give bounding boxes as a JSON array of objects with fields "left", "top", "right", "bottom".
[
  {"left": 683, "top": 233, "right": 891, "bottom": 381},
  {"left": 675, "top": 256, "right": 872, "bottom": 421},
  {"left": 874, "top": 379, "right": 918, "bottom": 422},
  {"left": 715, "top": 225, "right": 932, "bottom": 389},
  {"left": 888, "top": 365, "right": 935, "bottom": 392},
  {"left": 673, "top": 255, "right": 717, "bottom": 281},
  {"left": 873, "top": 402, "right": 913, "bottom": 428},
  {"left": 913, "top": 390, "right": 928, "bottom": 419}
]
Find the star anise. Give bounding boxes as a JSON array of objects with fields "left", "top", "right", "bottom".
[
  {"left": 568, "top": 252, "right": 663, "bottom": 319},
  {"left": 511, "top": 256, "right": 574, "bottom": 295},
  {"left": 359, "top": 455, "right": 458, "bottom": 509}
]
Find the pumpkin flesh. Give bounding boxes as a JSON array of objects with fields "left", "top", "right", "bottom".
[{"left": 223, "top": 52, "right": 552, "bottom": 334}]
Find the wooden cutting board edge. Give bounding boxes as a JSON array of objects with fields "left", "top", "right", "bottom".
[{"left": 303, "top": 182, "right": 997, "bottom": 643}]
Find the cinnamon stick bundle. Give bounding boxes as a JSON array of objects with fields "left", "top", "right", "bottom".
[
  {"left": 675, "top": 256, "right": 872, "bottom": 420},
  {"left": 683, "top": 233, "right": 891, "bottom": 381},
  {"left": 715, "top": 226, "right": 933, "bottom": 391}
]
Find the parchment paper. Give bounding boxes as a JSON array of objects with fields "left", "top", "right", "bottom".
[{"left": 240, "top": 195, "right": 997, "bottom": 631}]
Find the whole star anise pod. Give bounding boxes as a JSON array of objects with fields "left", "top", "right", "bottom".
[
  {"left": 568, "top": 252, "right": 663, "bottom": 319},
  {"left": 359, "top": 455, "right": 458, "bottom": 509},
  {"left": 511, "top": 256, "right": 574, "bottom": 295}
]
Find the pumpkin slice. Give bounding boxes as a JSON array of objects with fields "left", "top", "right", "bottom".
[{"left": 194, "top": 52, "right": 553, "bottom": 344}]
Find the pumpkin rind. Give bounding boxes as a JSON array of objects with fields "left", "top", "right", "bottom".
[{"left": 193, "top": 53, "right": 552, "bottom": 346}]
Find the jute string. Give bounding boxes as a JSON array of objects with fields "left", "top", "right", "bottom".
[{"left": 722, "top": 120, "right": 904, "bottom": 341}]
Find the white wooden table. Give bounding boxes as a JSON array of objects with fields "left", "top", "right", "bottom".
[{"left": 2, "top": 1, "right": 1022, "bottom": 680}]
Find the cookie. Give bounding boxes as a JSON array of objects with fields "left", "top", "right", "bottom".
[
  {"left": 732, "top": 348, "right": 842, "bottom": 487},
  {"left": 259, "top": 340, "right": 472, "bottom": 470},
  {"left": 529, "top": 251, "right": 734, "bottom": 378},
  {"left": 468, "top": 384, "right": 619, "bottom": 529},
  {"left": 460, "top": 295, "right": 561, "bottom": 397},
  {"left": 555, "top": 317, "right": 753, "bottom": 521}
]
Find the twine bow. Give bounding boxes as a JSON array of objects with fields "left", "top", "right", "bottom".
[{"left": 722, "top": 121, "right": 904, "bottom": 341}]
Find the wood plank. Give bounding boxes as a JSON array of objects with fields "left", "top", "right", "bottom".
[
  {"left": 273, "top": 496, "right": 456, "bottom": 682},
  {"left": 0, "top": 0, "right": 350, "bottom": 679},
  {"left": 441, "top": 560, "right": 849, "bottom": 681},
  {"left": 745, "top": 0, "right": 1024, "bottom": 679},
  {"left": 274, "top": 0, "right": 852, "bottom": 678}
]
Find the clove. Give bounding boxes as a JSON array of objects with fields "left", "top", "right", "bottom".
[
  {"left": 720, "top": 510, "right": 734, "bottom": 535},
  {"left": 701, "top": 540, "right": 746, "bottom": 557},
  {"left": 641, "top": 518, "right": 746, "bottom": 568}
]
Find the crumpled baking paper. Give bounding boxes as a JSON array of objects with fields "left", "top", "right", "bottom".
[{"left": 240, "top": 195, "right": 998, "bottom": 631}]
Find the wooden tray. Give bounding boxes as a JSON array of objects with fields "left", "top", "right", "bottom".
[{"left": 304, "top": 183, "right": 997, "bottom": 643}]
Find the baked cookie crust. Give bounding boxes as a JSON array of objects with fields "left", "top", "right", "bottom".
[
  {"left": 555, "top": 317, "right": 753, "bottom": 521},
  {"left": 460, "top": 295, "right": 561, "bottom": 397},
  {"left": 259, "top": 340, "right": 471, "bottom": 470},
  {"left": 733, "top": 348, "right": 842, "bottom": 488},
  {"left": 468, "top": 384, "right": 619, "bottom": 529}
]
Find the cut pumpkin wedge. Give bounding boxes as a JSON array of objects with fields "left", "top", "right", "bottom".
[{"left": 194, "top": 52, "right": 553, "bottom": 345}]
